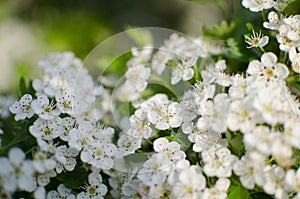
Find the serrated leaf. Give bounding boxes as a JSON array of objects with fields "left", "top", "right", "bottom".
[{"left": 203, "top": 20, "right": 236, "bottom": 40}]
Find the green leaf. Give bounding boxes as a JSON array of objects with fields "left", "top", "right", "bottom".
[
  {"left": 225, "top": 131, "right": 244, "bottom": 157},
  {"left": 227, "top": 38, "right": 243, "bottom": 59},
  {"left": 56, "top": 163, "right": 89, "bottom": 189},
  {"left": 18, "top": 78, "right": 36, "bottom": 97},
  {"left": 228, "top": 175, "right": 249, "bottom": 199},
  {"left": 282, "top": 0, "right": 300, "bottom": 15},
  {"left": 203, "top": 20, "right": 236, "bottom": 40}
]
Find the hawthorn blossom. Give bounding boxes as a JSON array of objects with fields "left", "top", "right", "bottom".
[
  {"left": 77, "top": 172, "right": 108, "bottom": 199},
  {"left": 202, "top": 147, "right": 238, "bottom": 178},
  {"left": 172, "top": 165, "right": 206, "bottom": 198},
  {"left": 80, "top": 136, "right": 117, "bottom": 170},
  {"left": 137, "top": 153, "right": 172, "bottom": 185},
  {"left": 47, "top": 184, "right": 75, "bottom": 199},
  {"left": 247, "top": 52, "right": 289, "bottom": 81},
  {"left": 8, "top": 148, "right": 36, "bottom": 192},
  {"left": 127, "top": 109, "right": 152, "bottom": 138},
  {"left": 289, "top": 47, "right": 300, "bottom": 73},
  {"left": 125, "top": 65, "right": 151, "bottom": 92},
  {"left": 202, "top": 178, "right": 230, "bottom": 199},
  {"left": 233, "top": 152, "right": 266, "bottom": 188},
  {"left": 263, "top": 11, "right": 281, "bottom": 30},
  {"left": 245, "top": 30, "right": 269, "bottom": 48},
  {"left": 9, "top": 94, "right": 35, "bottom": 121},
  {"left": 29, "top": 118, "right": 63, "bottom": 141},
  {"left": 31, "top": 95, "right": 60, "bottom": 120},
  {"left": 115, "top": 134, "right": 141, "bottom": 158},
  {"left": 242, "top": 0, "right": 276, "bottom": 12},
  {"left": 171, "top": 57, "right": 197, "bottom": 85},
  {"left": 153, "top": 137, "right": 186, "bottom": 161}
]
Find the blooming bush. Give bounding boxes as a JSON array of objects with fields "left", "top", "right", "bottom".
[{"left": 1, "top": 1, "right": 300, "bottom": 199}]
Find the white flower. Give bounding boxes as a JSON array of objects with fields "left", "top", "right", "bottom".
[
  {"left": 59, "top": 117, "right": 76, "bottom": 141},
  {"left": 263, "top": 11, "right": 281, "bottom": 30},
  {"left": 37, "top": 170, "right": 56, "bottom": 187},
  {"left": 271, "top": 138, "right": 293, "bottom": 168},
  {"left": 125, "top": 65, "right": 151, "bottom": 92},
  {"left": 147, "top": 101, "right": 182, "bottom": 130},
  {"left": 9, "top": 94, "right": 35, "bottom": 121},
  {"left": 153, "top": 137, "right": 186, "bottom": 161},
  {"left": 289, "top": 47, "right": 300, "bottom": 73},
  {"left": 285, "top": 168, "right": 300, "bottom": 192},
  {"left": 247, "top": 52, "right": 289, "bottom": 80},
  {"left": 182, "top": 122, "right": 227, "bottom": 153},
  {"left": 31, "top": 95, "right": 60, "bottom": 120},
  {"left": 0, "top": 157, "right": 17, "bottom": 193},
  {"left": 8, "top": 148, "right": 37, "bottom": 192},
  {"left": 192, "top": 79, "right": 215, "bottom": 104},
  {"left": 242, "top": 0, "right": 276, "bottom": 12},
  {"left": 233, "top": 152, "right": 266, "bottom": 188},
  {"left": 33, "top": 151, "right": 56, "bottom": 173},
  {"left": 127, "top": 46, "right": 152, "bottom": 68},
  {"left": 137, "top": 153, "right": 172, "bottom": 185},
  {"left": 197, "top": 94, "right": 229, "bottom": 133},
  {"left": 47, "top": 184, "right": 75, "bottom": 199},
  {"left": 282, "top": 118, "right": 300, "bottom": 149},
  {"left": 34, "top": 186, "right": 46, "bottom": 199},
  {"left": 263, "top": 165, "right": 288, "bottom": 199},
  {"left": 55, "top": 90, "right": 85, "bottom": 116},
  {"left": 115, "top": 134, "right": 141, "bottom": 158},
  {"left": 127, "top": 109, "right": 152, "bottom": 138},
  {"left": 180, "top": 96, "right": 198, "bottom": 122},
  {"left": 77, "top": 172, "right": 107, "bottom": 199},
  {"left": 202, "top": 147, "right": 238, "bottom": 178},
  {"left": 244, "top": 126, "right": 276, "bottom": 155},
  {"left": 172, "top": 165, "right": 206, "bottom": 198},
  {"left": 29, "top": 118, "right": 63, "bottom": 141},
  {"left": 171, "top": 57, "right": 197, "bottom": 85},
  {"left": 245, "top": 30, "right": 269, "bottom": 48},
  {"left": 227, "top": 98, "right": 257, "bottom": 133},
  {"left": 202, "top": 178, "right": 230, "bottom": 199},
  {"left": 228, "top": 74, "right": 248, "bottom": 99},
  {"left": 80, "top": 137, "right": 117, "bottom": 170}
]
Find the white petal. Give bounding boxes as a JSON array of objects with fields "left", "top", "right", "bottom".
[
  {"left": 247, "top": 60, "right": 262, "bottom": 75},
  {"left": 261, "top": 52, "right": 277, "bottom": 68},
  {"left": 8, "top": 148, "right": 25, "bottom": 166},
  {"left": 153, "top": 137, "right": 169, "bottom": 152},
  {"left": 275, "top": 63, "right": 289, "bottom": 78}
]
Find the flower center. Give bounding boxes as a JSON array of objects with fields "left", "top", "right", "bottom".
[
  {"left": 43, "top": 127, "right": 52, "bottom": 136},
  {"left": 87, "top": 186, "right": 97, "bottom": 196},
  {"left": 43, "top": 105, "right": 52, "bottom": 113},
  {"left": 95, "top": 149, "right": 104, "bottom": 157},
  {"left": 240, "top": 109, "right": 249, "bottom": 119},
  {"left": 185, "top": 185, "right": 193, "bottom": 194},
  {"left": 264, "top": 68, "right": 274, "bottom": 78}
]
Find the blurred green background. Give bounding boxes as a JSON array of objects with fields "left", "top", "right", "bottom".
[{"left": 0, "top": 0, "right": 232, "bottom": 93}]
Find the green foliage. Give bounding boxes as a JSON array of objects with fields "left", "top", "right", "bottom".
[
  {"left": 56, "top": 162, "right": 89, "bottom": 190},
  {"left": 227, "top": 38, "right": 244, "bottom": 60},
  {"left": 228, "top": 175, "right": 249, "bottom": 199},
  {"left": 203, "top": 20, "right": 236, "bottom": 40},
  {"left": 225, "top": 131, "right": 244, "bottom": 158},
  {"left": 282, "top": 0, "right": 300, "bottom": 15},
  {"left": 18, "top": 78, "right": 35, "bottom": 97}
]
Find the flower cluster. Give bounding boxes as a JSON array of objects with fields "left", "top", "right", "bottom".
[{"left": 0, "top": 1, "right": 300, "bottom": 199}]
